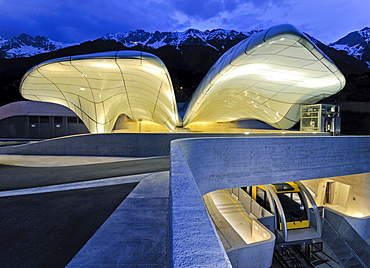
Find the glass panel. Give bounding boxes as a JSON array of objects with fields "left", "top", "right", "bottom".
[
  {"left": 278, "top": 192, "right": 308, "bottom": 222},
  {"left": 256, "top": 187, "right": 266, "bottom": 207},
  {"left": 274, "top": 183, "right": 294, "bottom": 191}
]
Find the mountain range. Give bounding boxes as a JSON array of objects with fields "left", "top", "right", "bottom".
[
  {"left": 0, "top": 29, "right": 257, "bottom": 59},
  {"left": 1, "top": 27, "right": 369, "bottom": 68},
  {"left": 329, "top": 27, "right": 370, "bottom": 64}
]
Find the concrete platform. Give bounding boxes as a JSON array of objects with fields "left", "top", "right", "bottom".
[
  {"left": 66, "top": 171, "right": 170, "bottom": 267},
  {"left": 0, "top": 154, "right": 170, "bottom": 267}
]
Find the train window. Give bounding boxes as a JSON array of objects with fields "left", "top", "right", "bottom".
[
  {"left": 265, "top": 195, "right": 271, "bottom": 212},
  {"left": 256, "top": 187, "right": 272, "bottom": 212},
  {"left": 274, "top": 183, "right": 294, "bottom": 191},
  {"left": 240, "top": 186, "right": 252, "bottom": 196},
  {"left": 256, "top": 187, "right": 265, "bottom": 206},
  {"left": 278, "top": 192, "right": 307, "bottom": 222}
]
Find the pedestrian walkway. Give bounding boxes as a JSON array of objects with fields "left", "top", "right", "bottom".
[
  {"left": 0, "top": 154, "right": 144, "bottom": 167},
  {"left": 0, "top": 174, "right": 147, "bottom": 197},
  {"left": 67, "top": 171, "right": 170, "bottom": 267}
]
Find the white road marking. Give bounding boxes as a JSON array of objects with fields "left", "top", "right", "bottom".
[{"left": 0, "top": 173, "right": 152, "bottom": 197}]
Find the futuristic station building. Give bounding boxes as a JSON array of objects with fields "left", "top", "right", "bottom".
[
  {"left": 19, "top": 24, "right": 345, "bottom": 133},
  {"left": 3, "top": 25, "right": 370, "bottom": 268}
]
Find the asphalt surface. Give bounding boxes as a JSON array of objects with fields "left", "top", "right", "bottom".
[
  {"left": 0, "top": 183, "right": 138, "bottom": 267},
  {"left": 0, "top": 157, "right": 170, "bottom": 191},
  {"left": 0, "top": 141, "right": 27, "bottom": 147},
  {"left": 0, "top": 156, "right": 170, "bottom": 267}
]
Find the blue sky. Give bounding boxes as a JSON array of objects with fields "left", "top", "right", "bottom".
[{"left": 0, "top": 0, "right": 368, "bottom": 44}]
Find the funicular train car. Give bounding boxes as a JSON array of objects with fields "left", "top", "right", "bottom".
[
  {"left": 207, "top": 182, "right": 334, "bottom": 267},
  {"left": 242, "top": 181, "right": 322, "bottom": 242}
]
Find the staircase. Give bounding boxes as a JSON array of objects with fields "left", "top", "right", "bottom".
[{"left": 322, "top": 209, "right": 370, "bottom": 267}]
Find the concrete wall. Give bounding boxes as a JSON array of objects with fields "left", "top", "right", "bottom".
[
  {"left": 302, "top": 173, "right": 370, "bottom": 239},
  {"left": 169, "top": 136, "right": 370, "bottom": 267},
  {"left": 0, "top": 132, "right": 317, "bottom": 157},
  {"left": 204, "top": 190, "right": 275, "bottom": 268},
  {"left": 228, "top": 238, "right": 275, "bottom": 268},
  {"left": 303, "top": 173, "right": 370, "bottom": 216},
  {"left": 344, "top": 214, "right": 370, "bottom": 241},
  {"left": 0, "top": 133, "right": 244, "bottom": 156}
]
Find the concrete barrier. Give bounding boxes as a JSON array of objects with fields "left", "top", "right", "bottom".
[
  {"left": 0, "top": 132, "right": 320, "bottom": 157},
  {"left": 169, "top": 136, "right": 370, "bottom": 267},
  {"left": 0, "top": 133, "right": 175, "bottom": 156}
]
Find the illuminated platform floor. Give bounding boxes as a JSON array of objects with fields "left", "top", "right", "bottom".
[
  {"left": 205, "top": 190, "right": 272, "bottom": 245},
  {"left": 112, "top": 118, "right": 326, "bottom": 134}
]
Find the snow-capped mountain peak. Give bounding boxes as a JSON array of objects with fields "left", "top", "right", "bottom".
[
  {"left": 101, "top": 28, "right": 250, "bottom": 50},
  {"left": 1, "top": 27, "right": 369, "bottom": 69},
  {"left": 0, "top": 34, "right": 76, "bottom": 58},
  {"left": 0, "top": 29, "right": 259, "bottom": 58},
  {"left": 329, "top": 27, "right": 370, "bottom": 65},
  {"left": 0, "top": 36, "right": 7, "bottom": 48}
]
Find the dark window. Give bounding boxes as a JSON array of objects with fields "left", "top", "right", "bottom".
[
  {"left": 68, "top": 117, "right": 78, "bottom": 124},
  {"left": 40, "top": 116, "right": 49, "bottom": 123},
  {"left": 256, "top": 187, "right": 271, "bottom": 212},
  {"left": 256, "top": 187, "right": 266, "bottom": 207},
  {"left": 54, "top": 117, "right": 63, "bottom": 124},
  {"left": 277, "top": 192, "right": 308, "bottom": 222},
  {"left": 29, "top": 116, "right": 38, "bottom": 124},
  {"left": 242, "top": 186, "right": 252, "bottom": 195}
]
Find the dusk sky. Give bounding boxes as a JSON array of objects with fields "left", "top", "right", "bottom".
[{"left": 0, "top": 0, "right": 369, "bottom": 44}]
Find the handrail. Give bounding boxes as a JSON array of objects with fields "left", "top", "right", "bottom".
[{"left": 265, "top": 184, "right": 288, "bottom": 241}]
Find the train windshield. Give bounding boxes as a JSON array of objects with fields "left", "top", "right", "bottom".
[{"left": 277, "top": 192, "right": 308, "bottom": 222}]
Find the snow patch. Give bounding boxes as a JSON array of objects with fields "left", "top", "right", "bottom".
[{"left": 330, "top": 44, "right": 365, "bottom": 60}]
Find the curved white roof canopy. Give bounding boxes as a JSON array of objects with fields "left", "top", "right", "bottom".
[
  {"left": 20, "top": 51, "right": 180, "bottom": 133},
  {"left": 183, "top": 24, "right": 345, "bottom": 129}
]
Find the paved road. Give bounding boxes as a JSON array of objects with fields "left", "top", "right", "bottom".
[
  {"left": 0, "top": 156, "right": 170, "bottom": 267},
  {"left": 0, "top": 157, "right": 170, "bottom": 190}
]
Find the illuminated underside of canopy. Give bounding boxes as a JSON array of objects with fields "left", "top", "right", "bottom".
[
  {"left": 20, "top": 51, "right": 180, "bottom": 133},
  {"left": 183, "top": 24, "right": 345, "bottom": 129}
]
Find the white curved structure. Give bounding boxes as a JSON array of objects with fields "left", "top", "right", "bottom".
[
  {"left": 183, "top": 24, "right": 345, "bottom": 129},
  {"left": 20, "top": 51, "right": 180, "bottom": 133},
  {"left": 20, "top": 24, "right": 345, "bottom": 132}
]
